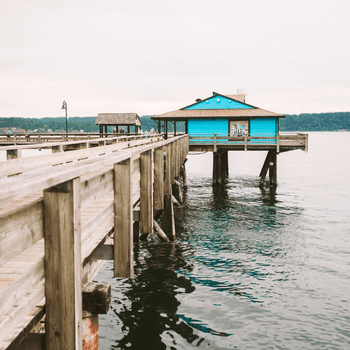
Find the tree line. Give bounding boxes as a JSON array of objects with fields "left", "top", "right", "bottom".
[{"left": 0, "top": 112, "right": 349, "bottom": 133}]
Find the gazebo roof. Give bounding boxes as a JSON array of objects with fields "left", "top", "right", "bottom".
[{"left": 96, "top": 113, "right": 141, "bottom": 126}]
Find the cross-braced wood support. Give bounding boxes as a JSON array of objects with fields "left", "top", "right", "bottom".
[{"left": 259, "top": 150, "right": 277, "bottom": 187}]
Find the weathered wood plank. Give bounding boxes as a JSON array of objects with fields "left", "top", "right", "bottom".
[
  {"left": 164, "top": 144, "right": 171, "bottom": 196},
  {"left": 80, "top": 168, "right": 114, "bottom": 210},
  {"left": 153, "top": 219, "right": 169, "bottom": 242},
  {"left": 113, "top": 159, "right": 133, "bottom": 278},
  {"left": 0, "top": 199, "right": 43, "bottom": 265},
  {"left": 169, "top": 187, "right": 176, "bottom": 241},
  {"left": 0, "top": 280, "right": 45, "bottom": 345},
  {"left": 0, "top": 135, "right": 163, "bottom": 178},
  {"left": 0, "top": 242, "right": 44, "bottom": 318},
  {"left": 44, "top": 179, "right": 82, "bottom": 350},
  {"left": 154, "top": 147, "right": 164, "bottom": 211},
  {"left": 140, "top": 150, "right": 153, "bottom": 235}
]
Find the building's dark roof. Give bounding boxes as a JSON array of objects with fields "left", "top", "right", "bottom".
[
  {"left": 153, "top": 93, "right": 285, "bottom": 120},
  {"left": 154, "top": 108, "right": 284, "bottom": 120},
  {"left": 96, "top": 113, "right": 141, "bottom": 125}
]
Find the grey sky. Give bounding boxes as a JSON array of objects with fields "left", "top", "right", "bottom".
[{"left": 1, "top": 0, "right": 349, "bottom": 118}]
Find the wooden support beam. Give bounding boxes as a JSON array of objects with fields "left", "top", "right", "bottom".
[
  {"left": 82, "top": 282, "right": 111, "bottom": 315},
  {"left": 169, "top": 187, "right": 176, "bottom": 241},
  {"left": 220, "top": 151, "right": 229, "bottom": 178},
  {"left": 154, "top": 147, "right": 164, "bottom": 211},
  {"left": 172, "top": 179, "right": 183, "bottom": 204},
  {"left": 171, "top": 194, "right": 180, "bottom": 206},
  {"left": 153, "top": 219, "right": 170, "bottom": 242},
  {"left": 171, "top": 141, "right": 176, "bottom": 184},
  {"left": 133, "top": 221, "right": 140, "bottom": 242},
  {"left": 82, "top": 312, "right": 98, "bottom": 350},
  {"left": 164, "top": 145, "right": 171, "bottom": 196},
  {"left": 213, "top": 151, "right": 223, "bottom": 184},
  {"left": 140, "top": 150, "right": 153, "bottom": 235},
  {"left": 259, "top": 150, "right": 272, "bottom": 186},
  {"left": 269, "top": 150, "right": 277, "bottom": 187},
  {"left": 181, "top": 163, "right": 188, "bottom": 188},
  {"left": 44, "top": 179, "right": 83, "bottom": 350},
  {"left": 113, "top": 159, "right": 133, "bottom": 278}
]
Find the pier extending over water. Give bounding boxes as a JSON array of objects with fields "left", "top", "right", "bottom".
[
  {"left": 0, "top": 133, "right": 188, "bottom": 350},
  {"left": 0, "top": 129, "right": 307, "bottom": 349}
]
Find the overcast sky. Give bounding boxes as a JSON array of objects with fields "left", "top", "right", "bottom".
[{"left": 1, "top": 0, "right": 349, "bottom": 118}]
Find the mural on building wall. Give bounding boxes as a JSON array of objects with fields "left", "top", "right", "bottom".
[{"left": 230, "top": 120, "right": 249, "bottom": 136}]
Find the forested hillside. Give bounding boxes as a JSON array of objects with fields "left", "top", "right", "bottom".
[
  {"left": 280, "top": 112, "right": 350, "bottom": 131},
  {"left": 0, "top": 112, "right": 349, "bottom": 133}
]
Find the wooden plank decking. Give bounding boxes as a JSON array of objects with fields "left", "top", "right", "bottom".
[{"left": 0, "top": 134, "right": 189, "bottom": 349}]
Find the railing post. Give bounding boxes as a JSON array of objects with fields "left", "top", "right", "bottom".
[
  {"left": 113, "top": 159, "right": 133, "bottom": 278},
  {"left": 44, "top": 179, "right": 83, "bottom": 350},
  {"left": 164, "top": 144, "right": 171, "bottom": 197},
  {"left": 277, "top": 134, "right": 280, "bottom": 153},
  {"left": 154, "top": 147, "right": 164, "bottom": 211},
  {"left": 214, "top": 134, "right": 217, "bottom": 152},
  {"left": 140, "top": 150, "right": 153, "bottom": 236}
]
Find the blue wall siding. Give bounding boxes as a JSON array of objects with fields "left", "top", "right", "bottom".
[
  {"left": 250, "top": 118, "right": 278, "bottom": 135},
  {"left": 185, "top": 95, "right": 253, "bottom": 110},
  {"left": 188, "top": 119, "right": 228, "bottom": 134}
]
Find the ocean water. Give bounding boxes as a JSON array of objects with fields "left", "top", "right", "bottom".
[{"left": 97, "top": 132, "right": 350, "bottom": 349}]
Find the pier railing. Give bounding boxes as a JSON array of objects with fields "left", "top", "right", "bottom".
[
  {"left": 0, "top": 134, "right": 189, "bottom": 349},
  {"left": 1, "top": 133, "right": 161, "bottom": 161},
  {"left": 189, "top": 132, "right": 308, "bottom": 152},
  {"left": 0, "top": 132, "right": 142, "bottom": 145}
]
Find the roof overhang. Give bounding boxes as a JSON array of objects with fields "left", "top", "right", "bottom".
[{"left": 152, "top": 109, "right": 285, "bottom": 121}]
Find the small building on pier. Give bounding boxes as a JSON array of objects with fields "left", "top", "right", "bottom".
[
  {"left": 96, "top": 113, "right": 141, "bottom": 134},
  {"left": 152, "top": 91, "right": 284, "bottom": 139},
  {"left": 153, "top": 91, "right": 308, "bottom": 186}
]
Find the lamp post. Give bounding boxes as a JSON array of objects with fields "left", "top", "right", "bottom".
[{"left": 61, "top": 101, "right": 68, "bottom": 135}]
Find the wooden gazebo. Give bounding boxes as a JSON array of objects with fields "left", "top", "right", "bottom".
[{"left": 95, "top": 113, "right": 141, "bottom": 134}]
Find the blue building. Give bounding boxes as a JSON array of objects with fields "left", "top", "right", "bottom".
[
  {"left": 153, "top": 92, "right": 307, "bottom": 186},
  {"left": 153, "top": 92, "right": 284, "bottom": 141}
]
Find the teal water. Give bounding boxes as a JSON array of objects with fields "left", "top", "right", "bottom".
[{"left": 97, "top": 132, "right": 350, "bottom": 349}]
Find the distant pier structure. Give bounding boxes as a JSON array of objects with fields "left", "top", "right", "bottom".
[
  {"left": 153, "top": 91, "right": 308, "bottom": 187},
  {"left": 96, "top": 113, "right": 141, "bottom": 134}
]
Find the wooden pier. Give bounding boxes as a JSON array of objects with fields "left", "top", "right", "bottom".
[
  {"left": 0, "top": 134, "right": 189, "bottom": 350},
  {"left": 188, "top": 132, "right": 308, "bottom": 186}
]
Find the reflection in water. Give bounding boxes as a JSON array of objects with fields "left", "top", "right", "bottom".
[
  {"left": 99, "top": 176, "right": 307, "bottom": 349},
  {"left": 98, "top": 135, "right": 350, "bottom": 349},
  {"left": 106, "top": 242, "right": 229, "bottom": 349}
]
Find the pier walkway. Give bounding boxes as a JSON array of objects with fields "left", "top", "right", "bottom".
[{"left": 0, "top": 133, "right": 189, "bottom": 350}]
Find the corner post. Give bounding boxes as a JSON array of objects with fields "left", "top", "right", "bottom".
[
  {"left": 44, "top": 179, "right": 83, "bottom": 350},
  {"left": 113, "top": 159, "right": 133, "bottom": 277}
]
